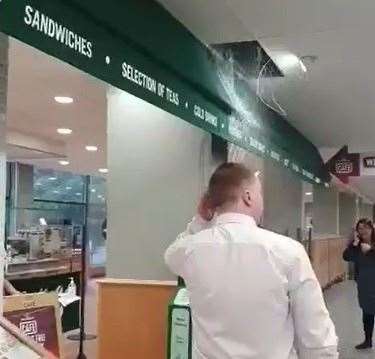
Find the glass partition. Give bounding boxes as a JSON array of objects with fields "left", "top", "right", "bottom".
[
  {"left": 6, "top": 165, "right": 107, "bottom": 268},
  {"left": 33, "top": 168, "right": 86, "bottom": 203},
  {"left": 87, "top": 176, "right": 106, "bottom": 268}
]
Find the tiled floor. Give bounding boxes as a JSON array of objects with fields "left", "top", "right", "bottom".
[{"left": 326, "top": 280, "right": 375, "bottom": 359}]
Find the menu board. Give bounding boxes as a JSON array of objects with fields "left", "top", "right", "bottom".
[{"left": 3, "top": 293, "right": 62, "bottom": 358}]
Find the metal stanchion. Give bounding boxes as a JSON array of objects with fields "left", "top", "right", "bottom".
[{"left": 67, "top": 176, "right": 96, "bottom": 359}]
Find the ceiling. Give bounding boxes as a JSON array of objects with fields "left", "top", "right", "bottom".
[
  {"left": 7, "top": 38, "right": 107, "bottom": 176},
  {"left": 158, "top": 0, "right": 375, "bottom": 201}
]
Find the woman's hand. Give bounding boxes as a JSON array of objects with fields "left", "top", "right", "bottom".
[
  {"left": 353, "top": 233, "right": 360, "bottom": 247},
  {"left": 361, "top": 243, "right": 372, "bottom": 254}
]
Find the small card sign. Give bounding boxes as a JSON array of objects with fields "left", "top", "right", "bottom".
[
  {"left": 3, "top": 293, "right": 63, "bottom": 358},
  {"left": 0, "top": 316, "right": 56, "bottom": 358}
]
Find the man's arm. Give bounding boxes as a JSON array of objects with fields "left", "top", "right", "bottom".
[
  {"left": 165, "top": 215, "right": 212, "bottom": 276},
  {"left": 289, "top": 244, "right": 338, "bottom": 359},
  {"left": 165, "top": 194, "right": 214, "bottom": 276}
]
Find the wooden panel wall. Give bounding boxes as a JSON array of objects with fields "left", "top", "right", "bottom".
[
  {"left": 310, "top": 237, "right": 346, "bottom": 289},
  {"left": 97, "top": 279, "right": 176, "bottom": 359}
]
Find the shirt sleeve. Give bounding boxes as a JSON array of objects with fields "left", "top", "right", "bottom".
[
  {"left": 164, "top": 216, "right": 212, "bottom": 277},
  {"left": 289, "top": 244, "right": 339, "bottom": 359}
]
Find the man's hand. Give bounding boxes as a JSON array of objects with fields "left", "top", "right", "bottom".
[
  {"left": 198, "top": 193, "right": 215, "bottom": 222},
  {"left": 361, "top": 243, "right": 372, "bottom": 254}
]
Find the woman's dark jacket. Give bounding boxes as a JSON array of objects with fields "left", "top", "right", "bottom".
[{"left": 344, "top": 244, "right": 375, "bottom": 314}]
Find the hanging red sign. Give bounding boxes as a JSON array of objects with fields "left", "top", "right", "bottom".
[{"left": 326, "top": 146, "right": 360, "bottom": 184}]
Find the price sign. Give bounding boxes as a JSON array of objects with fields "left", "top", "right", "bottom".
[{"left": 3, "top": 293, "right": 62, "bottom": 358}]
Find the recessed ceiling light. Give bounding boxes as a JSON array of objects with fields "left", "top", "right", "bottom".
[
  {"left": 91, "top": 189, "right": 96, "bottom": 193},
  {"left": 48, "top": 177, "right": 57, "bottom": 181},
  {"left": 57, "top": 128, "right": 72, "bottom": 135},
  {"left": 53, "top": 190, "right": 59, "bottom": 194},
  {"left": 59, "top": 160, "right": 70, "bottom": 166},
  {"left": 54, "top": 96, "right": 73, "bottom": 104},
  {"left": 35, "top": 183, "right": 42, "bottom": 186},
  {"left": 66, "top": 187, "right": 72, "bottom": 190},
  {"left": 305, "top": 192, "right": 313, "bottom": 196},
  {"left": 280, "top": 54, "right": 308, "bottom": 73},
  {"left": 76, "top": 193, "right": 82, "bottom": 196},
  {"left": 85, "top": 145, "right": 98, "bottom": 152},
  {"left": 299, "top": 59, "right": 307, "bottom": 73},
  {"left": 98, "top": 168, "right": 108, "bottom": 174}
]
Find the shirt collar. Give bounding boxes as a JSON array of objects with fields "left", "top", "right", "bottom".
[{"left": 215, "top": 213, "right": 257, "bottom": 227}]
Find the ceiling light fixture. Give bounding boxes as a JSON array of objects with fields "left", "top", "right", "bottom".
[
  {"left": 76, "top": 193, "right": 82, "bottom": 196},
  {"left": 59, "top": 160, "right": 70, "bottom": 166},
  {"left": 91, "top": 189, "right": 96, "bottom": 193},
  {"left": 54, "top": 96, "right": 74, "bottom": 104},
  {"left": 57, "top": 128, "right": 72, "bottom": 135},
  {"left": 280, "top": 54, "right": 308, "bottom": 73},
  {"left": 99, "top": 168, "right": 108, "bottom": 174},
  {"left": 299, "top": 60, "right": 307, "bottom": 73},
  {"left": 85, "top": 145, "right": 98, "bottom": 152},
  {"left": 305, "top": 192, "right": 313, "bottom": 196},
  {"left": 66, "top": 187, "right": 72, "bottom": 190},
  {"left": 48, "top": 177, "right": 57, "bottom": 181}
]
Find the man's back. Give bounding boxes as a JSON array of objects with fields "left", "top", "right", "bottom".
[{"left": 165, "top": 213, "right": 338, "bottom": 359}]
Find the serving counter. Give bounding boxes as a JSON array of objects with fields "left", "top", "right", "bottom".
[
  {"left": 310, "top": 236, "right": 347, "bottom": 289},
  {"left": 97, "top": 279, "right": 177, "bottom": 359}
]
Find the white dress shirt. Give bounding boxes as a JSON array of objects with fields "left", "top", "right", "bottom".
[{"left": 165, "top": 213, "right": 338, "bottom": 359}]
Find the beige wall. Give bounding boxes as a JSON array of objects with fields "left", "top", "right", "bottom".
[
  {"left": 313, "top": 186, "right": 339, "bottom": 236},
  {"left": 359, "top": 201, "right": 373, "bottom": 221},
  {"left": 262, "top": 159, "right": 302, "bottom": 238},
  {"left": 339, "top": 192, "right": 357, "bottom": 239}
]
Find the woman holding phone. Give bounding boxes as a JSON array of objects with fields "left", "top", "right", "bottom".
[{"left": 343, "top": 218, "right": 375, "bottom": 350}]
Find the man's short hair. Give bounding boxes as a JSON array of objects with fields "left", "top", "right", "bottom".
[{"left": 208, "top": 162, "right": 255, "bottom": 208}]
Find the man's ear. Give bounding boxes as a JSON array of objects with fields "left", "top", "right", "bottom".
[{"left": 242, "top": 190, "right": 252, "bottom": 207}]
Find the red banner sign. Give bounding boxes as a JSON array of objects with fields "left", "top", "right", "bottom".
[{"left": 326, "top": 146, "right": 360, "bottom": 183}]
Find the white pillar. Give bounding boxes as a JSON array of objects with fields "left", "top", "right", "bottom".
[{"left": 106, "top": 88, "right": 222, "bottom": 280}]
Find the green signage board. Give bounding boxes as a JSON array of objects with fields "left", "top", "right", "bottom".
[
  {"left": 168, "top": 288, "right": 192, "bottom": 359},
  {"left": 0, "top": 0, "right": 329, "bottom": 185}
]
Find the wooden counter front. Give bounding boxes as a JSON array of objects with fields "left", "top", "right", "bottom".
[
  {"left": 310, "top": 237, "right": 346, "bottom": 289},
  {"left": 97, "top": 279, "right": 177, "bottom": 359}
]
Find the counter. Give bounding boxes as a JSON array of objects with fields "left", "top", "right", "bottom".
[
  {"left": 97, "top": 279, "right": 177, "bottom": 359},
  {"left": 6, "top": 254, "right": 82, "bottom": 332},
  {"left": 6, "top": 254, "right": 81, "bottom": 281}
]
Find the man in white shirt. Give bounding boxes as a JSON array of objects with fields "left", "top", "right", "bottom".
[{"left": 165, "top": 162, "right": 338, "bottom": 359}]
